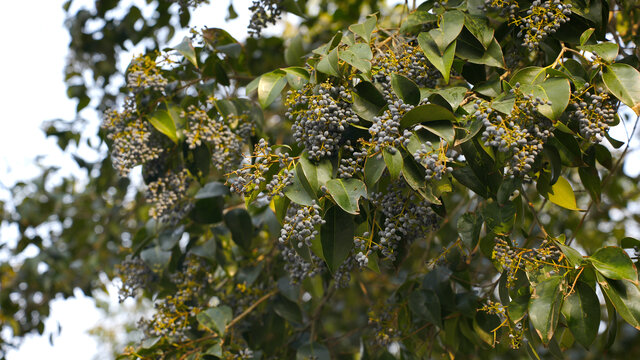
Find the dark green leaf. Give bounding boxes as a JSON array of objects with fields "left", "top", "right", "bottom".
[
  {"left": 562, "top": 281, "right": 600, "bottom": 348},
  {"left": 464, "top": 15, "right": 494, "bottom": 49},
  {"left": 364, "top": 153, "right": 386, "bottom": 188},
  {"left": 195, "top": 182, "right": 229, "bottom": 199},
  {"left": 457, "top": 212, "right": 483, "bottom": 249},
  {"left": 299, "top": 152, "right": 333, "bottom": 193},
  {"left": 284, "top": 163, "right": 317, "bottom": 206},
  {"left": 529, "top": 275, "right": 563, "bottom": 344},
  {"left": 320, "top": 206, "right": 355, "bottom": 273},
  {"left": 285, "top": 34, "right": 305, "bottom": 66},
  {"left": 390, "top": 74, "right": 420, "bottom": 105},
  {"left": 621, "top": 237, "right": 640, "bottom": 249},
  {"left": 597, "top": 273, "right": 640, "bottom": 330},
  {"left": 418, "top": 32, "right": 456, "bottom": 83},
  {"left": 224, "top": 209, "right": 253, "bottom": 251},
  {"left": 578, "top": 42, "right": 618, "bottom": 63},
  {"left": 456, "top": 38, "right": 505, "bottom": 69},
  {"left": 197, "top": 306, "right": 232, "bottom": 336},
  {"left": 408, "top": 289, "right": 442, "bottom": 327},
  {"left": 140, "top": 246, "right": 172, "bottom": 273},
  {"left": 340, "top": 49, "right": 371, "bottom": 74}
]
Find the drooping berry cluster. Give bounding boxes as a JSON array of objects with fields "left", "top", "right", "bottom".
[
  {"left": 116, "top": 256, "right": 153, "bottom": 302},
  {"left": 248, "top": 0, "right": 283, "bottom": 36},
  {"left": 137, "top": 255, "right": 211, "bottom": 341},
  {"left": 372, "top": 42, "right": 441, "bottom": 88},
  {"left": 280, "top": 244, "right": 326, "bottom": 284},
  {"left": 337, "top": 140, "right": 367, "bottom": 178},
  {"left": 485, "top": 0, "right": 572, "bottom": 49},
  {"left": 182, "top": 105, "right": 244, "bottom": 172},
  {"left": 126, "top": 54, "right": 168, "bottom": 92},
  {"left": 493, "top": 237, "right": 563, "bottom": 288},
  {"left": 368, "top": 306, "right": 401, "bottom": 347},
  {"left": 368, "top": 99, "right": 414, "bottom": 153},
  {"left": 569, "top": 86, "right": 618, "bottom": 143},
  {"left": 227, "top": 139, "right": 295, "bottom": 200},
  {"left": 413, "top": 141, "right": 454, "bottom": 181},
  {"left": 478, "top": 86, "right": 553, "bottom": 176},
  {"left": 278, "top": 201, "right": 325, "bottom": 248},
  {"left": 371, "top": 181, "right": 439, "bottom": 261},
  {"left": 102, "top": 98, "right": 165, "bottom": 177},
  {"left": 285, "top": 83, "right": 358, "bottom": 160},
  {"left": 146, "top": 168, "right": 194, "bottom": 225}
]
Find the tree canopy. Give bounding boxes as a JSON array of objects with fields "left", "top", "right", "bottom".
[{"left": 4, "top": 0, "right": 640, "bottom": 359}]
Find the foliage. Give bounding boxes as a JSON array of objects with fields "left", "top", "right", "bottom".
[{"left": 4, "top": 0, "right": 640, "bottom": 359}]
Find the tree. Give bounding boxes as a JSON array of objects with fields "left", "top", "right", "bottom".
[{"left": 3, "top": 0, "right": 640, "bottom": 358}]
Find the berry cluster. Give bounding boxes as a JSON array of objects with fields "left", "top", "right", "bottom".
[
  {"left": 280, "top": 244, "right": 325, "bottom": 284},
  {"left": 278, "top": 201, "right": 325, "bottom": 248},
  {"left": 371, "top": 181, "right": 439, "bottom": 261},
  {"left": 337, "top": 140, "right": 367, "bottom": 179},
  {"left": 368, "top": 99, "right": 414, "bottom": 153},
  {"left": 116, "top": 256, "right": 153, "bottom": 302},
  {"left": 137, "top": 255, "right": 211, "bottom": 341},
  {"left": 145, "top": 168, "right": 193, "bottom": 225},
  {"left": 493, "top": 237, "right": 563, "bottom": 288},
  {"left": 372, "top": 42, "right": 440, "bottom": 88},
  {"left": 413, "top": 141, "right": 454, "bottom": 181},
  {"left": 478, "top": 86, "right": 553, "bottom": 176},
  {"left": 227, "top": 139, "right": 295, "bottom": 200},
  {"left": 248, "top": 0, "right": 283, "bottom": 37},
  {"left": 285, "top": 84, "right": 358, "bottom": 160},
  {"left": 485, "top": 0, "right": 572, "bottom": 49},
  {"left": 480, "top": 300, "right": 524, "bottom": 349},
  {"left": 183, "top": 105, "right": 244, "bottom": 172},
  {"left": 126, "top": 54, "right": 168, "bottom": 92},
  {"left": 102, "top": 98, "right": 165, "bottom": 177},
  {"left": 367, "top": 306, "right": 400, "bottom": 348},
  {"left": 569, "top": 87, "right": 618, "bottom": 143}
]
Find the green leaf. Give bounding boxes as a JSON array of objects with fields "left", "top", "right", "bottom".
[
  {"left": 562, "top": 281, "right": 600, "bottom": 348},
  {"left": 349, "top": 43, "right": 373, "bottom": 60},
  {"left": 316, "top": 46, "right": 340, "bottom": 77},
  {"left": 325, "top": 178, "right": 367, "bottom": 215},
  {"left": 578, "top": 42, "right": 618, "bottom": 63},
  {"left": 603, "top": 63, "right": 640, "bottom": 115},
  {"left": 349, "top": 14, "right": 377, "bottom": 43},
  {"left": 352, "top": 81, "right": 386, "bottom": 121},
  {"left": 339, "top": 49, "right": 371, "bottom": 74},
  {"left": 224, "top": 209, "right": 253, "bottom": 251},
  {"left": 555, "top": 241, "right": 584, "bottom": 268},
  {"left": 299, "top": 152, "right": 333, "bottom": 194},
  {"left": 400, "top": 11, "right": 437, "bottom": 33},
  {"left": 174, "top": 37, "right": 198, "bottom": 68},
  {"left": 383, "top": 148, "right": 403, "bottom": 179},
  {"left": 400, "top": 104, "right": 456, "bottom": 143},
  {"left": 621, "top": 237, "right": 640, "bottom": 249},
  {"left": 483, "top": 202, "right": 516, "bottom": 235},
  {"left": 509, "top": 67, "right": 545, "bottom": 85},
  {"left": 282, "top": 67, "right": 310, "bottom": 90},
  {"left": 541, "top": 176, "right": 582, "bottom": 211},
  {"left": 391, "top": 74, "right": 420, "bottom": 105},
  {"left": 589, "top": 247, "right": 638, "bottom": 283},
  {"left": 195, "top": 182, "right": 229, "bottom": 199},
  {"left": 529, "top": 275, "right": 563, "bottom": 344},
  {"left": 190, "top": 197, "right": 224, "bottom": 224},
  {"left": 464, "top": 15, "right": 494, "bottom": 49},
  {"left": 408, "top": 289, "right": 442, "bottom": 327},
  {"left": 197, "top": 306, "right": 233, "bottom": 336},
  {"left": 579, "top": 28, "right": 595, "bottom": 46},
  {"left": 205, "top": 341, "right": 222, "bottom": 357},
  {"left": 284, "top": 163, "right": 316, "bottom": 206},
  {"left": 364, "top": 153, "right": 386, "bottom": 188},
  {"left": 320, "top": 206, "right": 355, "bottom": 273},
  {"left": 597, "top": 273, "right": 640, "bottom": 330},
  {"left": 418, "top": 32, "right": 456, "bottom": 83},
  {"left": 436, "top": 10, "right": 465, "bottom": 51},
  {"left": 537, "top": 78, "right": 571, "bottom": 120},
  {"left": 457, "top": 212, "right": 483, "bottom": 249},
  {"left": 456, "top": 38, "right": 505, "bottom": 69},
  {"left": 578, "top": 166, "right": 601, "bottom": 203},
  {"left": 258, "top": 71, "right": 287, "bottom": 108},
  {"left": 140, "top": 246, "right": 172, "bottom": 273},
  {"left": 434, "top": 87, "right": 468, "bottom": 111},
  {"left": 285, "top": 34, "right": 305, "bottom": 66},
  {"left": 149, "top": 110, "right": 178, "bottom": 144}
]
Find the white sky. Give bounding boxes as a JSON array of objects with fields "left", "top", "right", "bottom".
[{"left": 0, "top": 1, "right": 639, "bottom": 359}]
